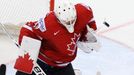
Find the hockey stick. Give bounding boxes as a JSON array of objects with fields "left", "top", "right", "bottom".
[{"left": 0, "top": 23, "right": 46, "bottom": 75}]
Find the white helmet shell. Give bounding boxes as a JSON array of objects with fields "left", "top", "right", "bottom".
[{"left": 54, "top": 0, "right": 77, "bottom": 33}]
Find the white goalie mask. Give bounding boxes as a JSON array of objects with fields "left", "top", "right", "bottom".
[{"left": 54, "top": 0, "right": 77, "bottom": 33}]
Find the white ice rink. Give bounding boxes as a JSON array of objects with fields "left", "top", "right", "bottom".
[
  {"left": 1, "top": 0, "right": 134, "bottom": 75},
  {"left": 1, "top": 37, "right": 134, "bottom": 75}
]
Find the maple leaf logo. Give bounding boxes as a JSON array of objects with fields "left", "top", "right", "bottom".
[
  {"left": 67, "top": 33, "right": 80, "bottom": 55},
  {"left": 14, "top": 53, "right": 34, "bottom": 74}
]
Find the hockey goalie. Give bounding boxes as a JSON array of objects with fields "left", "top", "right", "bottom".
[{"left": 15, "top": 0, "right": 101, "bottom": 75}]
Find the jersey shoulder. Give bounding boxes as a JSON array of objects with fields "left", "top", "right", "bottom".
[{"left": 75, "top": 3, "right": 93, "bottom": 12}]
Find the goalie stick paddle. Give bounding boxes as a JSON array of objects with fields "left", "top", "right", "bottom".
[
  {"left": 0, "top": 23, "right": 46, "bottom": 75},
  {"left": 0, "top": 64, "right": 6, "bottom": 75}
]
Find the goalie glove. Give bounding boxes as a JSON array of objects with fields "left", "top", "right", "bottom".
[{"left": 77, "top": 26, "right": 101, "bottom": 53}]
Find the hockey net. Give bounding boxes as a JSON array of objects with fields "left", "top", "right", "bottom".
[
  {"left": 0, "top": 24, "right": 21, "bottom": 36},
  {"left": 0, "top": 0, "right": 55, "bottom": 38},
  {"left": 0, "top": 0, "right": 54, "bottom": 65}
]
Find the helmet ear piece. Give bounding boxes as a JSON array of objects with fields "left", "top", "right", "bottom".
[{"left": 54, "top": 0, "right": 77, "bottom": 33}]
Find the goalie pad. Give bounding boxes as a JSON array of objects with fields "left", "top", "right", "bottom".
[
  {"left": 77, "top": 26, "right": 101, "bottom": 53},
  {"left": 14, "top": 36, "right": 41, "bottom": 74}
]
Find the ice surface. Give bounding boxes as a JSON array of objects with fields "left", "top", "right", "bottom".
[{"left": 1, "top": 37, "right": 134, "bottom": 75}]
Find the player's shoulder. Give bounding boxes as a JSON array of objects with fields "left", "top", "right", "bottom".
[
  {"left": 22, "top": 17, "right": 47, "bottom": 32},
  {"left": 22, "top": 21, "right": 37, "bottom": 31},
  {"left": 45, "top": 11, "right": 57, "bottom": 22},
  {"left": 75, "top": 3, "right": 92, "bottom": 11},
  {"left": 22, "top": 12, "right": 57, "bottom": 33}
]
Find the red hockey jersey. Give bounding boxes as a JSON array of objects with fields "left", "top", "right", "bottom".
[{"left": 19, "top": 4, "right": 97, "bottom": 67}]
